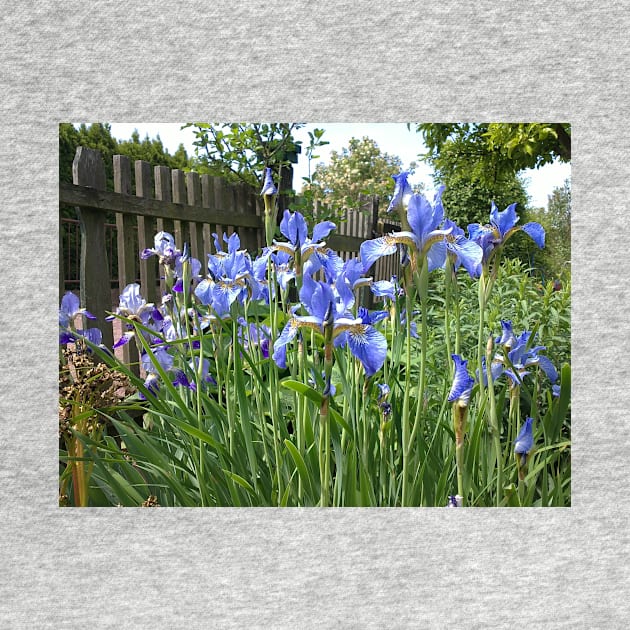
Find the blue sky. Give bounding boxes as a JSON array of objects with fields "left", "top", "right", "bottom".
[{"left": 107, "top": 123, "right": 570, "bottom": 208}]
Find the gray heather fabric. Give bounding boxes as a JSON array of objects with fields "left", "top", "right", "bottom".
[{"left": 0, "top": 1, "right": 627, "bottom": 627}]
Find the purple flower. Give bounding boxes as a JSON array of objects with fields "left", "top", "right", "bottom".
[
  {"left": 360, "top": 188, "right": 453, "bottom": 273},
  {"left": 514, "top": 417, "right": 535, "bottom": 465},
  {"left": 273, "top": 277, "right": 387, "bottom": 377},
  {"left": 442, "top": 218, "right": 483, "bottom": 278},
  {"left": 269, "top": 210, "right": 337, "bottom": 272},
  {"left": 376, "top": 383, "right": 390, "bottom": 401},
  {"left": 501, "top": 329, "right": 558, "bottom": 386},
  {"left": 260, "top": 167, "right": 277, "bottom": 196},
  {"left": 195, "top": 238, "right": 259, "bottom": 317},
  {"left": 468, "top": 202, "right": 545, "bottom": 271},
  {"left": 387, "top": 171, "right": 413, "bottom": 214},
  {"left": 447, "top": 354, "right": 475, "bottom": 406},
  {"left": 172, "top": 243, "right": 202, "bottom": 293},
  {"left": 59, "top": 292, "right": 96, "bottom": 328},
  {"left": 140, "top": 231, "right": 177, "bottom": 264}
]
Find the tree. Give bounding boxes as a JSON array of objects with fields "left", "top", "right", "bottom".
[
  {"left": 425, "top": 132, "right": 530, "bottom": 225},
  {"left": 416, "top": 123, "right": 570, "bottom": 186},
  {"left": 59, "top": 123, "right": 192, "bottom": 293},
  {"left": 116, "top": 130, "right": 192, "bottom": 172},
  {"left": 303, "top": 136, "right": 416, "bottom": 220},
  {"left": 412, "top": 122, "right": 571, "bottom": 270},
  {"left": 59, "top": 123, "right": 190, "bottom": 190},
  {"left": 528, "top": 179, "right": 571, "bottom": 279},
  {"left": 184, "top": 123, "right": 306, "bottom": 189}
]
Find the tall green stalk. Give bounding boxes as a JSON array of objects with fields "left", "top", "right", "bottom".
[
  {"left": 485, "top": 335, "right": 502, "bottom": 506},
  {"left": 400, "top": 284, "right": 413, "bottom": 506}
]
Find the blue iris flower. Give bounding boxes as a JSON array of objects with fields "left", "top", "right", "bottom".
[
  {"left": 140, "top": 231, "right": 177, "bottom": 264},
  {"left": 447, "top": 354, "right": 475, "bottom": 406},
  {"left": 360, "top": 188, "right": 458, "bottom": 273},
  {"left": 107, "top": 283, "right": 158, "bottom": 349},
  {"left": 387, "top": 171, "right": 413, "bottom": 214},
  {"left": 59, "top": 291, "right": 96, "bottom": 328},
  {"left": 514, "top": 417, "right": 535, "bottom": 465},
  {"left": 195, "top": 234, "right": 259, "bottom": 317},
  {"left": 252, "top": 249, "right": 286, "bottom": 303},
  {"left": 172, "top": 243, "right": 202, "bottom": 293},
  {"left": 260, "top": 167, "right": 277, "bottom": 196},
  {"left": 271, "top": 210, "right": 337, "bottom": 265},
  {"left": 494, "top": 323, "right": 558, "bottom": 386},
  {"left": 138, "top": 346, "right": 174, "bottom": 400},
  {"left": 468, "top": 202, "right": 545, "bottom": 271},
  {"left": 442, "top": 218, "right": 483, "bottom": 278},
  {"left": 272, "top": 277, "right": 387, "bottom": 377}
]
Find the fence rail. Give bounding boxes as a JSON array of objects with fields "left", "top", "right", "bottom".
[{"left": 60, "top": 147, "right": 400, "bottom": 355}]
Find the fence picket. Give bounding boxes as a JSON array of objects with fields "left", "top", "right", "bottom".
[
  {"left": 200, "top": 174, "right": 213, "bottom": 260},
  {"left": 135, "top": 160, "right": 158, "bottom": 305},
  {"left": 73, "top": 147, "right": 114, "bottom": 349},
  {"left": 61, "top": 147, "right": 396, "bottom": 368},
  {"left": 172, "top": 169, "right": 190, "bottom": 248},
  {"left": 186, "top": 172, "right": 205, "bottom": 266},
  {"left": 113, "top": 155, "right": 139, "bottom": 371}
]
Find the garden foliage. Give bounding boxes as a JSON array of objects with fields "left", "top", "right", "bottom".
[{"left": 59, "top": 171, "right": 570, "bottom": 507}]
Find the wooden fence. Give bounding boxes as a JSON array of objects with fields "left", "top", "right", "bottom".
[{"left": 59, "top": 147, "right": 400, "bottom": 354}]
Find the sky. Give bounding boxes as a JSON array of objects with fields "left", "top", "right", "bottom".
[{"left": 107, "top": 123, "right": 570, "bottom": 208}]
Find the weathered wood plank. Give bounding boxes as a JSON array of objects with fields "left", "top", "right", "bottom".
[
  {"left": 327, "top": 233, "right": 364, "bottom": 252},
  {"left": 186, "top": 171, "right": 205, "bottom": 265},
  {"left": 172, "top": 169, "right": 189, "bottom": 247},
  {"left": 236, "top": 183, "right": 258, "bottom": 254},
  {"left": 113, "top": 155, "right": 139, "bottom": 372},
  {"left": 134, "top": 161, "right": 158, "bottom": 304},
  {"left": 60, "top": 181, "right": 263, "bottom": 229},
  {"left": 200, "top": 174, "right": 213, "bottom": 260},
  {"left": 73, "top": 147, "right": 114, "bottom": 349},
  {"left": 155, "top": 165, "right": 174, "bottom": 240}
]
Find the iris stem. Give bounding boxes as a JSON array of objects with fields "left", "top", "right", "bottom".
[
  {"left": 267, "top": 257, "right": 283, "bottom": 504},
  {"left": 320, "top": 337, "right": 334, "bottom": 507},
  {"left": 407, "top": 260, "right": 429, "bottom": 486},
  {"left": 486, "top": 335, "right": 502, "bottom": 506},
  {"left": 401, "top": 284, "right": 413, "bottom": 506},
  {"left": 444, "top": 257, "right": 453, "bottom": 376}
]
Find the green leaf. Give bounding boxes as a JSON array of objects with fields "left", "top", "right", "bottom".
[
  {"left": 283, "top": 439, "right": 315, "bottom": 501},
  {"left": 281, "top": 380, "right": 353, "bottom": 436}
]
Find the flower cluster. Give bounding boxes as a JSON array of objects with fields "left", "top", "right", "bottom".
[
  {"left": 361, "top": 171, "right": 545, "bottom": 278},
  {"left": 59, "top": 165, "right": 568, "bottom": 508}
]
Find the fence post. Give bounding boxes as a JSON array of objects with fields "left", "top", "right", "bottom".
[
  {"left": 154, "top": 165, "right": 174, "bottom": 238},
  {"left": 171, "top": 169, "right": 188, "bottom": 247},
  {"left": 59, "top": 222, "right": 65, "bottom": 303},
  {"left": 236, "top": 183, "right": 259, "bottom": 254},
  {"left": 113, "top": 154, "right": 139, "bottom": 372},
  {"left": 73, "top": 147, "right": 114, "bottom": 350},
  {"left": 186, "top": 171, "right": 206, "bottom": 264},
  {"left": 200, "top": 174, "right": 214, "bottom": 258},
  {"left": 135, "top": 161, "right": 158, "bottom": 305}
]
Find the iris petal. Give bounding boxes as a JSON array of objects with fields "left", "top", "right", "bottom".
[
  {"left": 407, "top": 193, "right": 435, "bottom": 237},
  {"left": 521, "top": 222, "right": 546, "bottom": 249},
  {"left": 447, "top": 354, "right": 474, "bottom": 404},
  {"left": 387, "top": 171, "right": 412, "bottom": 213},
  {"left": 312, "top": 220, "right": 336, "bottom": 243},
  {"left": 61, "top": 292, "right": 80, "bottom": 318},
  {"left": 425, "top": 240, "right": 447, "bottom": 272},
  {"left": 514, "top": 417, "right": 534, "bottom": 457},
  {"left": 360, "top": 237, "right": 398, "bottom": 272},
  {"left": 491, "top": 202, "right": 519, "bottom": 237},
  {"left": 346, "top": 324, "right": 387, "bottom": 377},
  {"left": 536, "top": 355, "right": 558, "bottom": 383},
  {"left": 371, "top": 280, "right": 396, "bottom": 300},
  {"left": 447, "top": 237, "right": 483, "bottom": 278}
]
